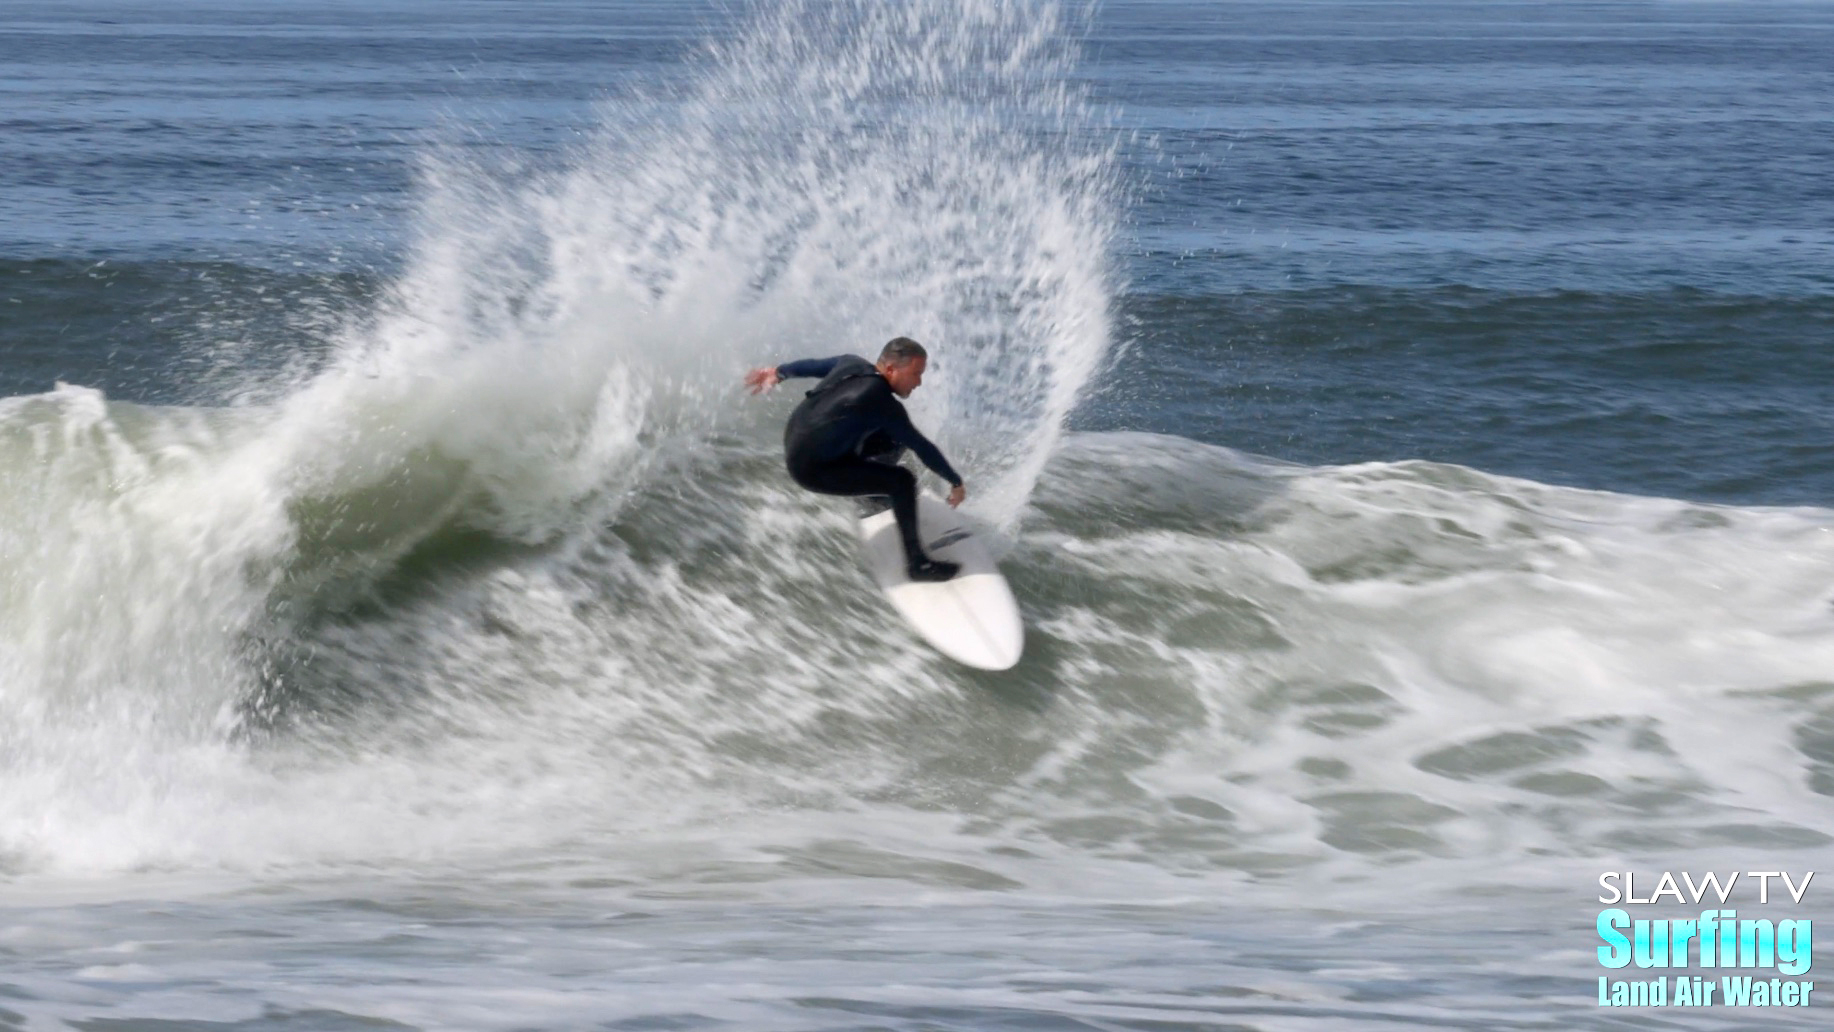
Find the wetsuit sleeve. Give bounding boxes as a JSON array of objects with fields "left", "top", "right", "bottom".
[
  {"left": 775, "top": 356, "right": 846, "bottom": 380},
  {"left": 879, "top": 401, "right": 963, "bottom": 486}
]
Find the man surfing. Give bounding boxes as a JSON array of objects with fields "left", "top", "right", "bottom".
[{"left": 745, "top": 337, "right": 967, "bottom": 582}]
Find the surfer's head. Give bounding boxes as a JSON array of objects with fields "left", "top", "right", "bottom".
[{"left": 876, "top": 337, "right": 928, "bottom": 397}]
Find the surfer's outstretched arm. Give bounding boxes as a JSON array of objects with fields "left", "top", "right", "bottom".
[{"left": 743, "top": 355, "right": 848, "bottom": 394}]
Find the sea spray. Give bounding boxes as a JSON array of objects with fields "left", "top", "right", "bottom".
[{"left": 0, "top": 0, "right": 1118, "bottom": 875}]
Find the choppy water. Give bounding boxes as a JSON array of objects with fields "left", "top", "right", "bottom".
[{"left": 3, "top": 2, "right": 1832, "bottom": 1029}]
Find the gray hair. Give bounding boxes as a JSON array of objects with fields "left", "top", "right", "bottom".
[{"left": 877, "top": 337, "right": 927, "bottom": 365}]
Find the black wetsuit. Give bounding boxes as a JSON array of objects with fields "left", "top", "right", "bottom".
[{"left": 777, "top": 355, "right": 962, "bottom": 569}]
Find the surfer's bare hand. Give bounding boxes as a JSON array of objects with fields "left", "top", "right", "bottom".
[
  {"left": 947, "top": 483, "right": 966, "bottom": 508},
  {"left": 744, "top": 367, "right": 780, "bottom": 394}
]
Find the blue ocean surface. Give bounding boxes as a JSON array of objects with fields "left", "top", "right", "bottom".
[{"left": 2, "top": 2, "right": 1832, "bottom": 1030}]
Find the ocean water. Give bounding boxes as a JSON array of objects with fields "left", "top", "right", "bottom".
[{"left": 2, "top": 1, "right": 1832, "bottom": 1029}]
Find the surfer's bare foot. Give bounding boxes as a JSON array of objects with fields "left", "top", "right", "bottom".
[{"left": 908, "top": 557, "right": 960, "bottom": 582}]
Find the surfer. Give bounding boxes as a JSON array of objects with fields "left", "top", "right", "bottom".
[{"left": 746, "top": 337, "right": 967, "bottom": 582}]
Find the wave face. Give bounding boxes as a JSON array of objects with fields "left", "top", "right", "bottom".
[{"left": 9, "top": 408, "right": 1834, "bottom": 884}]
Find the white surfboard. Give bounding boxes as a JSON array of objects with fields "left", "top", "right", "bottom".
[{"left": 857, "top": 494, "right": 1024, "bottom": 670}]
